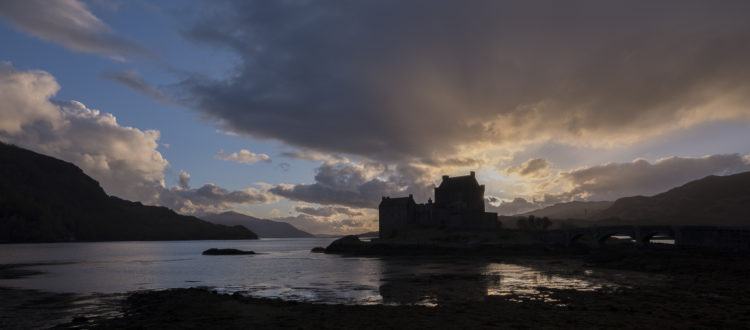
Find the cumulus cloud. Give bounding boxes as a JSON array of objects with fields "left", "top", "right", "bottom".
[
  {"left": 548, "top": 154, "right": 750, "bottom": 201},
  {"left": 178, "top": 170, "right": 190, "bottom": 189},
  {"left": 294, "top": 205, "right": 364, "bottom": 217},
  {"left": 0, "top": 63, "right": 276, "bottom": 214},
  {"left": 0, "top": 62, "right": 62, "bottom": 134},
  {"left": 101, "top": 71, "right": 170, "bottom": 103},
  {"left": 505, "top": 158, "right": 551, "bottom": 179},
  {"left": 272, "top": 214, "right": 372, "bottom": 235},
  {"left": 217, "top": 149, "right": 271, "bottom": 164},
  {"left": 485, "top": 197, "right": 540, "bottom": 216},
  {"left": 179, "top": 1, "right": 750, "bottom": 163},
  {"left": 160, "top": 183, "right": 279, "bottom": 215},
  {"left": 0, "top": 0, "right": 150, "bottom": 59},
  {"left": 0, "top": 62, "right": 168, "bottom": 201},
  {"left": 270, "top": 160, "right": 434, "bottom": 209}
]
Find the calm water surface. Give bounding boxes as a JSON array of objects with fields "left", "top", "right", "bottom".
[{"left": 0, "top": 238, "right": 644, "bottom": 305}]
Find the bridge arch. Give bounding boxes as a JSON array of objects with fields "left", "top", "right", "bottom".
[
  {"left": 567, "top": 233, "right": 595, "bottom": 248},
  {"left": 597, "top": 232, "right": 636, "bottom": 245},
  {"left": 569, "top": 233, "right": 586, "bottom": 245},
  {"left": 640, "top": 231, "right": 676, "bottom": 245}
]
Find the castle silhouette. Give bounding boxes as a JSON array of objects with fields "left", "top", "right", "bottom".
[{"left": 379, "top": 171, "right": 500, "bottom": 238}]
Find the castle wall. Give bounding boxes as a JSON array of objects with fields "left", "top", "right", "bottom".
[{"left": 379, "top": 203, "right": 415, "bottom": 238}]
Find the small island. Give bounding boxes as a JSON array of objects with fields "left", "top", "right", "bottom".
[{"left": 202, "top": 248, "right": 256, "bottom": 255}]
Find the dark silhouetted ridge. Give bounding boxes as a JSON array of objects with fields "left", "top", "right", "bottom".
[
  {"left": 593, "top": 171, "right": 750, "bottom": 226},
  {"left": 201, "top": 211, "right": 313, "bottom": 238},
  {"left": 0, "top": 142, "right": 258, "bottom": 242}
]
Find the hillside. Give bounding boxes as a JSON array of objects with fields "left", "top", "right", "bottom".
[
  {"left": 201, "top": 212, "right": 313, "bottom": 238},
  {"left": 593, "top": 171, "right": 750, "bottom": 226},
  {"left": 516, "top": 201, "right": 613, "bottom": 220},
  {"left": 0, "top": 143, "right": 258, "bottom": 242}
]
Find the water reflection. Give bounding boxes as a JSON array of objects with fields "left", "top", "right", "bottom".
[
  {"left": 379, "top": 258, "right": 489, "bottom": 305},
  {"left": 377, "top": 257, "right": 609, "bottom": 306}
]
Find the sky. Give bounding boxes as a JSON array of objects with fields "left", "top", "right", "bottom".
[{"left": 1, "top": 0, "right": 750, "bottom": 235}]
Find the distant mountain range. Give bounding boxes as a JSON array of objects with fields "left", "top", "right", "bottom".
[
  {"left": 592, "top": 171, "right": 750, "bottom": 226},
  {"left": 510, "top": 171, "right": 750, "bottom": 227},
  {"left": 200, "top": 212, "right": 313, "bottom": 238},
  {"left": 0, "top": 143, "right": 257, "bottom": 243},
  {"left": 314, "top": 231, "right": 379, "bottom": 238}
]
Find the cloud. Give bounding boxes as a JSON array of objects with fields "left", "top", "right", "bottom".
[
  {"left": 294, "top": 205, "right": 364, "bottom": 217},
  {"left": 178, "top": 170, "right": 190, "bottom": 189},
  {"left": 277, "top": 162, "right": 290, "bottom": 172},
  {"left": 0, "top": 63, "right": 167, "bottom": 201},
  {"left": 216, "top": 149, "right": 271, "bottom": 164},
  {"left": 279, "top": 150, "right": 348, "bottom": 164},
  {"left": 485, "top": 197, "right": 540, "bottom": 216},
  {"left": 101, "top": 71, "right": 171, "bottom": 104},
  {"left": 271, "top": 214, "right": 372, "bottom": 235},
  {"left": 0, "top": 62, "right": 62, "bottom": 134},
  {"left": 505, "top": 158, "right": 551, "bottom": 179},
  {"left": 270, "top": 161, "right": 434, "bottom": 209},
  {"left": 0, "top": 0, "right": 150, "bottom": 59},
  {"left": 159, "top": 183, "right": 279, "bottom": 215},
  {"left": 179, "top": 1, "right": 750, "bottom": 163},
  {"left": 0, "top": 63, "right": 276, "bottom": 214},
  {"left": 549, "top": 154, "right": 750, "bottom": 201}
]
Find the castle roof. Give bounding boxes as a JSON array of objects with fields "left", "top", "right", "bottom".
[
  {"left": 437, "top": 173, "right": 480, "bottom": 190},
  {"left": 379, "top": 195, "right": 415, "bottom": 208}
]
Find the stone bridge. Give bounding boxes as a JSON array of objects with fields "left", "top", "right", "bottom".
[{"left": 540, "top": 226, "right": 750, "bottom": 250}]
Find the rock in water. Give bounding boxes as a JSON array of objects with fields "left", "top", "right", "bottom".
[
  {"left": 310, "top": 247, "right": 325, "bottom": 253},
  {"left": 324, "top": 235, "right": 365, "bottom": 253},
  {"left": 202, "top": 248, "right": 255, "bottom": 255}
]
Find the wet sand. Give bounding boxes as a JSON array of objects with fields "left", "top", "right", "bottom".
[{"left": 0, "top": 264, "right": 124, "bottom": 329}]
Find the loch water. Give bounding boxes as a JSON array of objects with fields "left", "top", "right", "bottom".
[{"left": 0, "top": 238, "right": 650, "bottom": 305}]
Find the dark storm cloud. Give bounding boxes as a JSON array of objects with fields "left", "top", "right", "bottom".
[
  {"left": 179, "top": 0, "right": 750, "bottom": 162},
  {"left": 270, "top": 161, "right": 434, "bottom": 209}
]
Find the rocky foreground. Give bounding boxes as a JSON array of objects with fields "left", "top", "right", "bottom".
[{"left": 37, "top": 249, "right": 749, "bottom": 329}]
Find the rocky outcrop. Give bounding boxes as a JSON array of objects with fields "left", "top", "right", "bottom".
[
  {"left": 202, "top": 248, "right": 255, "bottom": 255},
  {"left": 323, "top": 235, "right": 366, "bottom": 253}
]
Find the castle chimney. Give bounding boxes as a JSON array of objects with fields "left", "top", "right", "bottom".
[
  {"left": 409, "top": 194, "right": 413, "bottom": 199},
  {"left": 442, "top": 175, "right": 449, "bottom": 181},
  {"left": 470, "top": 171, "right": 475, "bottom": 177}
]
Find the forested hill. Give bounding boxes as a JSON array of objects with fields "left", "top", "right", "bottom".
[{"left": 0, "top": 142, "right": 257, "bottom": 243}]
